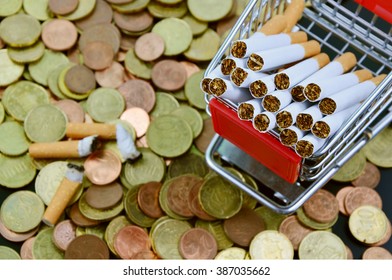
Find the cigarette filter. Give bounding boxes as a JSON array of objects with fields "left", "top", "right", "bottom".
[
  {"left": 276, "top": 101, "right": 311, "bottom": 128},
  {"left": 252, "top": 111, "right": 276, "bottom": 133},
  {"left": 220, "top": 56, "right": 247, "bottom": 76},
  {"left": 66, "top": 123, "right": 117, "bottom": 139},
  {"left": 116, "top": 123, "right": 141, "bottom": 162},
  {"left": 200, "top": 64, "right": 224, "bottom": 94},
  {"left": 318, "top": 74, "right": 387, "bottom": 115},
  {"left": 258, "top": 14, "right": 288, "bottom": 36},
  {"left": 237, "top": 98, "right": 264, "bottom": 121},
  {"left": 209, "top": 77, "right": 252, "bottom": 103},
  {"left": 42, "top": 164, "right": 84, "bottom": 226},
  {"left": 230, "top": 31, "right": 308, "bottom": 59},
  {"left": 290, "top": 52, "right": 357, "bottom": 102},
  {"left": 304, "top": 69, "right": 373, "bottom": 102},
  {"left": 295, "top": 133, "right": 326, "bottom": 158},
  {"left": 274, "top": 53, "right": 330, "bottom": 90},
  {"left": 230, "top": 67, "right": 268, "bottom": 88},
  {"left": 283, "top": 0, "right": 306, "bottom": 32},
  {"left": 311, "top": 104, "right": 361, "bottom": 139},
  {"left": 262, "top": 90, "right": 292, "bottom": 112},
  {"left": 247, "top": 40, "right": 321, "bottom": 72},
  {"left": 280, "top": 126, "right": 306, "bottom": 147},
  {"left": 28, "top": 135, "right": 98, "bottom": 158},
  {"left": 249, "top": 74, "right": 276, "bottom": 98},
  {"left": 296, "top": 104, "right": 323, "bottom": 131}
]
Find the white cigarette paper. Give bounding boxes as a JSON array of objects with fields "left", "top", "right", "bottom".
[
  {"left": 249, "top": 74, "right": 276, "bottom": 98},
  {"left": 237, "top": 98, "right": 264, "bottom": 121},
  {"left": 304, "top": 69, "right": 373, "bottom": 102},
  {"left": 262, "top": 90, "right": 292, "bottom": 112},
  {"left": 296, "top": 104, "right": 323, "bottom": 131},
  {"left": 230, "top": 67, "right": 268, "bottom": 88},
  {"left": 116, "top": 124, "right": 141, "bottom": 161},
  {"left": 78, "top": 135, "right": 98, "bottom": 157},
  {"left": 276, "top": 101, "right": 311, "bottom": 128},
  {"left": 220, "top": 56, "right": 247, "bottom": 76},
  {"left": 209, "top": 77, "right": 252, "bottom": 103},
  {"left": 279, "top": 125, "right": 306, "bottom": 147},
  {"left": 247, "top": 40, "right": 321, "bottom": 72},
  {"left": 312, "top": 104, "right": 361, "bottom": 139},
  {"left": 252, "top": 111, "right": 277, "bottom": 133},
  {"left": 295, "top": 133, "right": 326, "bottom": 158},
  {"left": 290, "top": 52, "right": 357, "bottom": 102}
]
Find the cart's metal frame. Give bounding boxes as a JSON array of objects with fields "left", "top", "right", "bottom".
[{"left": 204, "top": 0, "right": 392, "bottom": 214}]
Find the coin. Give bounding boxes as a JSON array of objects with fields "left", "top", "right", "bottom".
[
  {"left": 104, "top": 215, "right": 132, "bottom": 257},
  {"left": 194, "top": 117, "right": 215, "bottom": 153},
  {"left": 20, "top": 237, "right": 35, "bottom": 259},
  {"left": 117, "top": 79, "right": 156, "bottom": 113},
  {"left": 296, "top": 207, "right": 338, "bottom": 230},
  {"left": 84, "top": 149, "right": 122, "bottom": 185},
  {"left": 362, "top": 247, "right": 392, "bottom": 259},
  {"left": 180, "top": 60, "right": 201, "bottom": 78},
  {"left": 302, "top": 189, "right": 339, "bottom": 224},
  {"left": 52, "top": 219, "right": 77, "bottom": 251},
  {"left": 184, "top": 28, "right": 221, "bottom": 61},
  {"left": 298, "top": 231, "right": 347, "bottom": 259},
  {"left": 135, "top": 32, "right": 165, "bottom": 61},
  {"left": 120, "top": 107, "right": 150, "bottom": 138},
  {"left": 254, "top": 206, "right": 288, "bottom": 230},
  {"left": 84, "top": 182, "right": 124, "bottom": 210},
  {"left": 179, "top": 228, "right": 218, "bottom": 259},
  {"left": 137, "top": 182, "right": 165, "bottom": 219},
  {"left": 185, "top": 70, "right": 208, "bottom": 110},
  {"left": 332, "top": 149, "right": 367, "bottom": 182},
  {"left": 351, "top": 161, "right": 381, "bottom": 189},
  {"left": 32, "top": 228, "right": 65, "bottom": 259},
  {"left": 167, "top": 152, "right": 209, "bottom": 179},
  {"left": 41, "top": 19, "right": 78, "bottom": 51},
  {"left": 64, "top": 64, "right": 96, "bottom": 95},
  {"left": 344, "top": 186, "right": 383, "bottom": 215},
  {"left": 0, "top": 246, "right": 21, "bottom": 259},
  {"left": 124, "top": 48, "right": 153, "bottom": 80},
  {"left": 149, "top": 91, "right": 180, "bottom": 119},
  {"left": 182, "top": 13, "right": 208, "bottom": 36},
  {"left": 0, "top": 13, "right": 41, "bottom": 47},
  {"left": 0, "top": 121, "right": 30, "bottom": 156},
  {"left": 195, "top": 219, "right": 233, "bottom": 251},
  {"left": 124, "top": 185, "right": 157, "bottom": 227},
  {"left": 113, "top": 10, "right": 154, "bottom": 33},
  {"left": 151, "top": 59, "right": 187, "bottom": 91},
  {"left": 95, "top": 61, "right": 126, "bottom": 89},
  {"left": 82, "top": 41, "right": 114, "bottom": 70},
  {"left": 54, "top": 99, "right": 85, "bottom": 123},
  {"left": 188, "top": 180, "right": 216, "bottom": 221},
  {"left": 214, "top": 247, "right": 247, "bottom": 260},
  {"left": 0, "top": 49, "right": 25, "bottom": 87},
  {"left": 249, "top": 230, "right": 294, "bottom": 259},
  {"left": 0, "top": 0, "right": 22, "bottom": 17},
  {"left": 86, "top": 87, "right": 125, "bottom": 123},
  {"left": 364, "top": 126, "right": 392, "bottom": 167},
  {"left": 68, "top": 203, "right": 101, "bottom": 227},
  {"left": 65, "top": 234, "right": 110, "bottom": 259},
  {"left": 78, "top": 191, "right": 124, "bottom": 221},
  {"left": 75, "top": 0, "right": 113, "bottom": 31},
  {"left": 171, "top": 105, "right": 204, "bottom": 139},
  {"left": 48, "top": 0, "right": 79, "bottom": 15},
  {"left": 0, "top": 153, "right": 36, "bottom": 189},
  {"left": 0, "top": 219, "right": 38, "bottom": 243},
  {"left": 278, "top": 215, "right": 313, "bottom": 250},
  {"left": 7, "top": 40, "right": 45, "bottom": 64},
  {"left": 114, "top": 225, "right": 151, "bottom": 259},
  {"left": 335, "top": 186, "right": 354, "bottom": 216}
]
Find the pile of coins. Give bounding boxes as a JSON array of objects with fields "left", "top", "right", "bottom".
[{"left": 0, "top": 0, "right": 391, "bottom": 260}]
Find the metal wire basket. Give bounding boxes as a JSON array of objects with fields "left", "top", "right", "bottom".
[{"left": 204, "top": 0, "right": 392, "bottom": 214}]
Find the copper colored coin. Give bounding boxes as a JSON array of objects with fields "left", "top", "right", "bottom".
[
  {"left": 346, "top": 245, "right": 354, "bottom": 259},
  {"left": 114, "top": 225, "right": 151, "bottom": 259},
  {"left": 335, "top": 186, "right": 354, "bottom": 216},
  {"left": 78, "top": 23, "right": 121, "bottom": 54},
  {"left": 135, "top": 33, "right": 165, "bottom": 61},
  {"left": 195, "top": 118, "right": 214, "bottom": 153},
  {"left": 0, "top": 219, "right": 38, "bottom": 242},
  {"left": 362, "top": 247, "right": 392, "bottom": 259},
  {"left": 120, "top": 107, "right": 150, "bottom": 138},
  {"left": 351, "top": 162, "right": 381, "bottom": 189},
  {"left": 136, "top": 135, "right": 149, "bottom": 148},
  {"left": 68, "top": 203, "right": 101, "bottom": 227},
  {"left": 188, "top": 180, "right": 216, "bottom": 221},
  {"left": 41, "top": 19, "right": 78, "bottom": 51},
  {"left": 95, "top": 61, "right": 126, "bottom": 89},
  {"left": 54, "top": 99, "right": 85, "bottom": 123},
  {"left": 84, "top": 149, "right": 122, "bottom": 185},
  {"left": 117, "top": 79, "right": 156, "bottom": 113},
  {"left": 20, "top": 237, "right": 35, "bottom": 260},
  {"left": 48, "top": 0, "right": 79, "bottom": 15},
  {"left": 180, "top": 61, "right": 201, "bottom": 78},
  {"left": 344, "top": 186, "right": 383, "bottom": 215},
  {"left": 302, "top": 189, "right": 339, "bottom": 224},
  {"left": 75, "top": 0, "right": 113, "bottom": 31},
  {"left": 83, "top": 41, "right": 114, "bottom": 70},
  {"left": 84, "top": 182, "right": 124, "bottom": 210},
  {"left": 120, "top": 35, "right": 137, "bottom": 51},
  {"left": 65, "top": 234, "right": 110, "bottom": 259},
  {"left": 151, "top": 60, "right": 187, "bottom": 91},
  {"left": 167, "top": 175, "right": 204, "bottom": 218},
  {"left": 53, "top": 219, "right": 77, "bottom": 251},
  {"left": 133, "top": 250, "right": 158, "bottom": 260},
  {"left": 223, "top": 207, "right": 265, "bottom": 247},
  {"left": 179, "top": 228, "right": 218, "bottom": 259},
  {"left": 113, "top": 10, "right": 154, "bottom": 33},
  {"left": 137, "top": 182, "right": 165, "bottom": 219},
  {"left": 64, "top": 64, "right": 96, "bottom": 94},
  {"left": 278, "top": 215, "right": 313, "bottom": 250}
]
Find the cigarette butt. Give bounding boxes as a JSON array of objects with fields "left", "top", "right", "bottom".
[
  {"left": 301, "top": 40, "right": 321, "bottom": 58},
  {"left": 29, "top": 136, "right": 98, "bottom": 158},
  {"left": 314, "top": 53, "right": 331, "bottom": 68},
  {"left": 354, "top": 69, "right": 373, "bottom": 82},
  {"left": 283, "top": 0, "right": 305, "bottom": 32},
  {"left": 288, "top": 31, "right": 308, "bottom": 44},
  {"left": 258, "top": 14, "right": 288, "bottom": 36},
  {"left": 42, "top": 164, "right": 84, "bottom": 226},
  {"left": 66, "top": 123, "right": 117, "bottom": 139},
  {"left": 333, "top": 52, "right": 357, "bottom": 73},
  {"left": 369, "top": 74, "right": 387, "bottom": 86}
]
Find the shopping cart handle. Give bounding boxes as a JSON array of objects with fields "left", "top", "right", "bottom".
[{"left": 355, "top": 0, "right": 392, "bottom": 23}]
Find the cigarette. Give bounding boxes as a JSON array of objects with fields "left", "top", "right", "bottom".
[
  {"left": 221, "top": 57, "right": 247, "bottom": 76},
  {"left": 200, "top": 64, "right": 224, "bottom": 94},
  {"left": 274, "top": 53, "right": 330, "bottom": 90},
  {"left": 230, "top": 67, "right": 268, "bottom": 88},
  {"left": 249, "top": 74, "right": 276, "bottom": 98},
  {"left": 295, "top": 133, "right": 326, "bottom": 158},
  {"left": 209, "top": 77, "right": 252, "bottom": 103},
  {"left": 296, "top": 104, "right": 323, "bottom": 131},
  {"left": 258, "top": 14, "right": 288, "bottom": 36},
  {"left": 283, "top": 0, "right": 306, "bottom": 32},
  {"left": 28, "top": 135, "right": 99, "bottom": 158},
  {"left": 230, "top": 31, "right": 308, "bottom": 59},
  {"left": 290, "top": 52, "right": 357, "bottom": 102},
  {"left": 247, "top": 40, "right": 321, "bottom": 72},
  {"left": 262, "top": 90, "right": 292, "bottom": 112},
  {"left": 276, "top": 101, "right": 311, "bottom": 128},
  {"left": 116, "top": 123, "right": 141, "bottom": 162},
  {"left": 237, "top": 98, "right": 264, "bottom": 121},
  {"left": 279, "top": 126, "right": 306, "bottom": 147},
  {"left": 304, "top": 69, "right": 373, "bottom": 102},
  {"left": 66, "top": 123, "right": 117, "bottom": 139},
  {"left": 318, "top": 74, "right": 387, "bottom": 115},
  {"left": 42, "top": 164, "right": 84, "bottom": 226},
  {"left": 252, "top": 111, "right": 276, "bottom": 133},
  {"left": 311, "top": 104, "right": 361, "bottom": 139}
]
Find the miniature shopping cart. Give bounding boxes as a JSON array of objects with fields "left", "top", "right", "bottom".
[{"left": 204, "top": 0, "right": 392, "bottom": 214}]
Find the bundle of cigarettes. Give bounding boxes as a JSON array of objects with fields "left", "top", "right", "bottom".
[{"left": 202, "top": 0, "right": 388, "bottom": 159}]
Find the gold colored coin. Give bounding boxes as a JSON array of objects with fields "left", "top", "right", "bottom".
[
  {"left": 298, "top": 231, "right": 347, "bottom": 259},
  {"left": 0, "top": 13, "right": 41, "bottom": 47},
  {"left": 0, "top": 49, "right": 24, "bottom": 87},
  {"left": 332, "top": 149, "right": 367, "bottom": 182},
  {"left": 249, "top": 230, "right": 294, "bottom": 259},
  {"left": 364, "top": 126, "right": 392, "bottom": 168}
]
